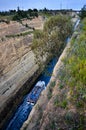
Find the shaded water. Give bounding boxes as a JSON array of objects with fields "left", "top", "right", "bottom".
[{"left": 5, "top": 58, "right": 57, "bottom": 130}]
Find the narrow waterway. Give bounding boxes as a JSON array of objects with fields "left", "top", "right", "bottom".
[
  {"left": 5, "top": 58, "right": 57, "bottom": 130},
  {"left": 5, "top": 19, "right": 79, "bottom": 130}
]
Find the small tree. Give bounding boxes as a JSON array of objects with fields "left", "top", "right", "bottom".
[{"left": 80, "top": 5, "right": 86, "bottom": 19}]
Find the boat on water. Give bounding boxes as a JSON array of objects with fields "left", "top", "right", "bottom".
[{"left": 27, "top": 81, "right": 45, "bottom": 105}]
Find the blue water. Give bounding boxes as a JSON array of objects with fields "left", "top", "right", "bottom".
[
  {"left": 38, "top": 58, "right": 57, "bottom": 86},
  {"left": 74, "top": 19, "right": 80, "bottom": 30},
  {"left": 5, "top": 57, "right": 57, "bottom": 130}
]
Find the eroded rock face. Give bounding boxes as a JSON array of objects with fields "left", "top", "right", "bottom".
[
  {"left": 0, "top": 21, "right": 28, "bottom": 37},
  {"left": 22, "top": 16, "right": 44, "bottom": 30},
  {"left": 0, "top": 33, "right": 39, "bottom": 130},
  {"left": 0, "top": 16, "right": 44, "bottom": 129}
]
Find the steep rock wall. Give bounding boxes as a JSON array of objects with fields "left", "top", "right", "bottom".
[{"left": 0, "top": 16, "right": 44, "bottom": 129}]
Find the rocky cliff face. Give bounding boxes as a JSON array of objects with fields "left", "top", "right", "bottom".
[{"left": 0, "top": 16, "right": 44, "bottom": 129}]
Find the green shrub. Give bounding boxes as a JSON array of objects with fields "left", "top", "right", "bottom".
[
  {"left": 60, "top": 100, "right": 68, "bottom": 109},
  {"left": 6, "top": 20, "right": 10, "bottom": 24},
  {"left": 50, "top": 120, "right": 56, "bottom": 130},
  {"left": 6, "top": 31, "right": 33, "bottom": 38},
  {"left": 65, "top": 112, "right": 85, "bottom": 130},
  {"left": 79, "top": 5, "right": 86, "bottom": 19},
  {"left": 32, "top": 15, "right": 73, "bottom": 68},
  {"left": 59, "top": 84, "right": 64, "bottom": 89},
  {"left": 54, "top": 95, "right": 59, "bottom": 106},
  {"left": 65, "top": 111, "right": 74, "bottom": 124},
  {"left": 47, "top": 81, "right": 56, "bottom": 99}
]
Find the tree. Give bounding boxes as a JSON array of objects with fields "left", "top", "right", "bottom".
[
  {"left": 43, "top": 7, "right": 48, "bottom": 14},
  {"left": 32, "top": 15, "right": 73, "bottom": 68},
  {"left": 80, "top": 5, "right": 86, "bottom": 19}
]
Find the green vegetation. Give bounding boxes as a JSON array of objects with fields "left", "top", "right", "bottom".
[
  {"left": 6, "top": 31, "right": 33, "bottom": 38},
  {"left": 65, "top": 111, "right": 74, "bottom": 123},
  {"left": 54, "top": 94, "right": 68, "bottom": 109},
  {"left": 54, "top": 95, "right": 59, "bottom": 106},
  {"left": 32, "top": 15, "right": 73, "bottom": 68},
  {"left": 65, "top": 112, "right": 85, "bottom": 130},
  {"left": 12, "top": 7, "right": 38, "bottom": 21},
  {"left": 0, "top": 7, "right": 38, "bottom": 21},
  {"left": 59, "top": 24, "right": 86, "bottom": 103},
  {"left": 59, "top": 100, "right": 68, "bottom": 109},
  {"left": 47, "top": 81, "right": 56, "bottom": 99},
  {"left": 59, "top": 84, "right": 64, "bottom": 89},
  {"left": 0, "top": 8, "right": 77, "bottom": 22},
  {"left": 58, "top": 18, "right": 86, "bottom": 129},
  {"left": 49, "top": 120, "right": 56, "bottom": 130},
  {"left": 79, "top": 5, "right": 86, "bottom": 19},
  {"left": 39, "top": 8, "right": 53, "bottom": 18},
  {"left": 39, "top": 8, "right": 74, "bottom": 18},
  {"left": 0, "top": 63, "right": 4, "bottom": 77}
]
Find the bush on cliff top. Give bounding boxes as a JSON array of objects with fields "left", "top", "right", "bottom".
[{"left": 31, "top": 15, "right": 73, "bottom": 68}]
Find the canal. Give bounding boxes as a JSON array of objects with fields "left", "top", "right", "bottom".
[
  {"left": 5, "top": 58, "right": 58, "bottom": 130},
  {"left": 5, "top": 18, "right": 79, "bottom": 130}
]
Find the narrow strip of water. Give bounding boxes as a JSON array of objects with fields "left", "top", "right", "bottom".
[{"left": 5, "top": 58, "right": 58, "bottom": 130}]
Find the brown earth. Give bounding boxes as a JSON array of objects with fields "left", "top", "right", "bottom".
[{"left": 22, "top": 16, "right": 44, "bottom": 30}]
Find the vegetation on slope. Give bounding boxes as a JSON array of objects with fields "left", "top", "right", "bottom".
[
  {"left": 79, "top": 5, "right": 86, "bottom": 19},
  {"left": 46, "top": 19, "right": 86, "bottom": 130},
  {"left": 57, "top": 18, "right": 86, "bottom": 130},
  {"left": 0, "top": 7, "right": 75, "bottom": 22},
  {"left": 31, "top": 15, "right": 72, "bottom": 69},
  {"left": 6, "top": 30, "right": 33, "bottom": 38},
  {"left": 0, "top": 7, "right": 38, "bottom": 21}
]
